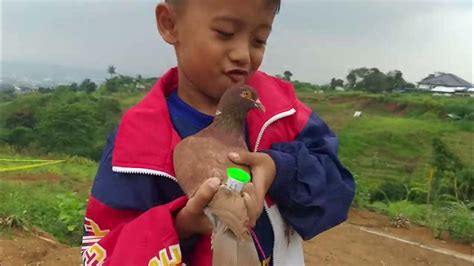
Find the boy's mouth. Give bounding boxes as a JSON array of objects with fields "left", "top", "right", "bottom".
[{"left": 226, "top": 69, "right": 249, "bottom": 83}]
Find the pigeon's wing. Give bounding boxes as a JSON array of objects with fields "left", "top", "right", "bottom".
[
  {"left": 173, "top": 134, "right": 238, "bottom": 196},
  {"left": 173, "top": 124, "right": 251, "bottom": 195}
]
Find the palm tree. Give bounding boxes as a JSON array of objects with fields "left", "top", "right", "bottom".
[
  {"left": 107, "top": 65, "right": 117, "bottom": 78},
  {"left": 283, "top": 70, "right": 293, "bottom": 81}
]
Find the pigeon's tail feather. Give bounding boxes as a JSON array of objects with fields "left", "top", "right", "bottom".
[{"left": 211, "top": 223, "right": 260, "bottom": 266}]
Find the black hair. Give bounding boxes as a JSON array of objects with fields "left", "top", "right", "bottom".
[{"left": 165, "top": 0, "right": 281, "bottom": 14}]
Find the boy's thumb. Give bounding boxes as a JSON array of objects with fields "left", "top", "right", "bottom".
[
  {"left": 187, "top": 177, "right": 220, "bottom": 213},
  {"left": 228, "top": 152, "right": 254, "bottom": 165}
]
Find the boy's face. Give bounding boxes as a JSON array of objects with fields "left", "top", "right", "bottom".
[{"left": 161, "top": 0, "right": 276, "bottom": 103}]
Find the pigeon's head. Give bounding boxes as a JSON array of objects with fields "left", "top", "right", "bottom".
[{"left": 217, "top": 85, "right": 265, "bottom": 115}]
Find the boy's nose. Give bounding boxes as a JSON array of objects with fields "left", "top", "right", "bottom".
[{"left": 228, "top": 45, "right": 251, "bottom": 67}]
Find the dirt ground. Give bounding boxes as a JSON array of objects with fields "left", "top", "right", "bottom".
[{"left": 0, "top": 209, "right": 472, "bottom": 266}]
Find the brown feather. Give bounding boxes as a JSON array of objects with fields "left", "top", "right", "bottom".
[{"left": 173, "top": 85, "right": 263, "bottom": 266}]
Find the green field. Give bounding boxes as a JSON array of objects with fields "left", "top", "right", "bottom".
[
  {"left": 1, "top": 89, "right": 473, "bottom": 244},
  {"left": 301, "top": 92, "right": 473, "bottom": 185}
]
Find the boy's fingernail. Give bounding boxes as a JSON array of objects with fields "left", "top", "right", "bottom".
[
  {"left": 208, "top": 177, "right": 221, "bottom": 189},
  {"left": 229, "top": 152, "right": 239, "bottom": 159}
]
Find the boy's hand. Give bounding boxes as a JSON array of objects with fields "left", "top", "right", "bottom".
[
  {"left": 174, "top": 177, "right": 220, "bottom": 238},
  {"left": 229, "top": 151, "right": 276, "bottom": 227}
]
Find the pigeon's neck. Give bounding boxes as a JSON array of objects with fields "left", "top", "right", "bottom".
[{"left": 213, "top": 108, "right": 247, "bottom": 135}]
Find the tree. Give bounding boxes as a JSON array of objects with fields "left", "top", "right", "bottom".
[
  {"left": 360, "top": 71, "right": 389, "bottom": 93},
  {"left": 283, "top": 70, "right": 293, "bottom": 81},
  {"left": 38, "top": 87, "right": 52, "bottom": 93},
  {"left": 387, "top": 70, "right": 406, "bottom": 91},
  {"left": 0, "top": 84, "right": 16, "bottom": 101},
  {"left": 37, "top": 104, "right": 98, "bottom": 157},
  {"left": 79, "top": 79, "right": 97, "bottom": 93},
  {"left": 107, "top": 65, "right": 117, "bottom": 77},
  {"left": 330, "top": 78, "right": 344, "bottom": 89},
  {"left": 5, "top": 111, "right": 36, "bottom": 129},
  {"left": 346, "top": 72, "right": 356, "bottom": 88},
  {"left": 70, "top": 82, "right": 79, "bottom": 92},
  {"left": 346, "top": 67, "right": 410, "bottom": 92},
  {"left": 346, "top": 67, "right": 370, "bottom": 89},
  {"left": 405, "top": 83, "right": 415, "bottom": 89},
  {"left": 6, "top": 127, "right": 35, "bottom": 148}
]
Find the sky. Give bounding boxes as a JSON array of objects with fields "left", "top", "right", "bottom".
[{"left": 1, "top": 0, "right": 473, "bottom": 84}]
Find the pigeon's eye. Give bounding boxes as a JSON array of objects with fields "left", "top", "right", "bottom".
[{"left": 241, "top": 90, "right": 251, "bottom": 99}]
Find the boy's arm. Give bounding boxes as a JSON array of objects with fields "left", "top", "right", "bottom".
[
  {"left": 81, "top": 132, "right": 206, "bottom": 265},
  {"left": 264, "top": 101, "right": 355, "bottom": 241}
]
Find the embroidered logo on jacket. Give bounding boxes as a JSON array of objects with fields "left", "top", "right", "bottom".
[
  {"left": 81, "top": 217, "right": 110, "bottom": 265},
  {"left": 83, "top": 243, "right": 107, "bottom": 266},
  {"left": 148, "top": 244, "right": 182, "bottom": 266}
]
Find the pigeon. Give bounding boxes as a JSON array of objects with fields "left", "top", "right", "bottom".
[{"left": 173, "top": 85, "right": 265, "bottom": 266}]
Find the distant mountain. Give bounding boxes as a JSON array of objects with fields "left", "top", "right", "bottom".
[{"left": 1, "top": 61, "right": 107, "bottom": 87}]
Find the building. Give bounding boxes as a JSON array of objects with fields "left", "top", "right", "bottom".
[{"left": 417, "top": 73, "right": 473, "bottom": 96}]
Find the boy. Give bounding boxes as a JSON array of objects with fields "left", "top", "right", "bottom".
[{"left": 81, "top": 0, "right": 355, "bottom": 265}]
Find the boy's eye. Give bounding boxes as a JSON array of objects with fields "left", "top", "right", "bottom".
[
  {"left": 253, "top": 39, "right": 267, "bottom": 48},
  {"left": 256, "top": 39, "right": 267, "bottom": 46},
  {"left": 215, "top": 30, "right": 234, "bottom": 39}
]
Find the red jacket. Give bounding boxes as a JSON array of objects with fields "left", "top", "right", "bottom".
[{"left": 82, "top": 67, "right": 355, "bottom": 265}]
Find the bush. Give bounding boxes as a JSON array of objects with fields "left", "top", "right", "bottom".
[
  {"left": 5, "top": 127, "right": 35, "bottom": 148},
  {"left": 420, "top": 111, "right": 439, "bottom": 120},
  {"left": 56, "top": 193, "right": 86, "bottom": 233},
  {"left": 36, "top": 104, "right": 98, "bottom": 158},
  {"left": 370, "top": 181, "right": 407, "bottom": 202},
  {"left": 352, "top": 176, "right": 371, "bottom": 208},
  {"left": 445, "top": 103, "right": 474, "bottom": 118},
  {"left": 370, "top": 200, "right": 427, "bottom": 223},
  {"left": 371, "top": 200, "right": 473, "bottom": 242},
  {"left": 445, "top": 202, "right": 474, "bottom": 242}
]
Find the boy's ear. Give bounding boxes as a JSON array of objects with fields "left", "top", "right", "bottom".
[{"left": 155, "top": 3, "right": 178, "bottom": 45}]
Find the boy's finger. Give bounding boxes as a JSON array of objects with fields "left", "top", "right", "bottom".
[
  {"left": 243, "top": 193, "right": 257, "bottom": 227},
  {"left": 242, "top": 183, "right": 259, "bottom": 227},
  {"left": 242, "top": 183, "right": 257, "bottom": 201},
  {"left": 187, "top": 177, "right": 220, "bottom": 214},
  {"left": 228, "top": 151, "right": 257, "bottom": 166}
]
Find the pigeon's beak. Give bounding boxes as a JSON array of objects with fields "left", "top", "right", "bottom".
[{"left": 254, "top": 98, "right": 265, "bottom": 112}]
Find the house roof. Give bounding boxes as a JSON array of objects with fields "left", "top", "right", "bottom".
[{"left": 419, "top": 73, "right": 472, "bottom": 88}]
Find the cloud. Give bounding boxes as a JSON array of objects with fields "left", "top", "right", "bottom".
[{"left": 2, "top": 0, "right": 472, "bottom": 83}]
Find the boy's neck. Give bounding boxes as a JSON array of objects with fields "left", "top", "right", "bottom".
[{"left": 176, "top": 71, "right": 219, "bottom": 116}]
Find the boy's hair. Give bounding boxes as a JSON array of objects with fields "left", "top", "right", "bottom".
[{"left": 165, "top": 0, "right": 281, "bottom": 14}]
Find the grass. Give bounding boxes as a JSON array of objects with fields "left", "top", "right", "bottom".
[
  {"left": 302, "top": 91, "right": 473, "bottom": 242},
  {"left": 0, "top": 151, "right": 96, "bottom": 245},
  {"left": 0, "top": 180, "right": 86, "bottom": 245},
  {"left": 369, "top": 200, "right": 474, "bottom": 243},
  {"left": 302, "top": 92, "right": 473, "bottom": 186},
  {"left": 1, "top": 90, "right": 472, "bottom": 245}
]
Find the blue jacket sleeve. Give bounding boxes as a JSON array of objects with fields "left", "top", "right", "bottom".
[{"left": 264, "top": 112, "right": 355, "bottom": 240}]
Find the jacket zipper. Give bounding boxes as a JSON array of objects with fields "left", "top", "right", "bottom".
[
  {"left": 112, "top": 166, "right": 177, "bottom": 181},
  {"left": 253, "top": 108, "right": 296, "bottom": 262},
  {"left": 253, "top": 108, "right": 296, "bottom": 152}
]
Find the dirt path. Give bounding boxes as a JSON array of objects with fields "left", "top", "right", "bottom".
[
  {"left": 305, "top": 209, "right": 473, "bottom": 265},
  {"left": 0, "top": 209, "right": 472, "bottom": 265}
]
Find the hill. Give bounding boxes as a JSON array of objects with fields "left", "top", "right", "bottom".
[{"left": 1, "top": 80, "right": 472, "bottom": 255}]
